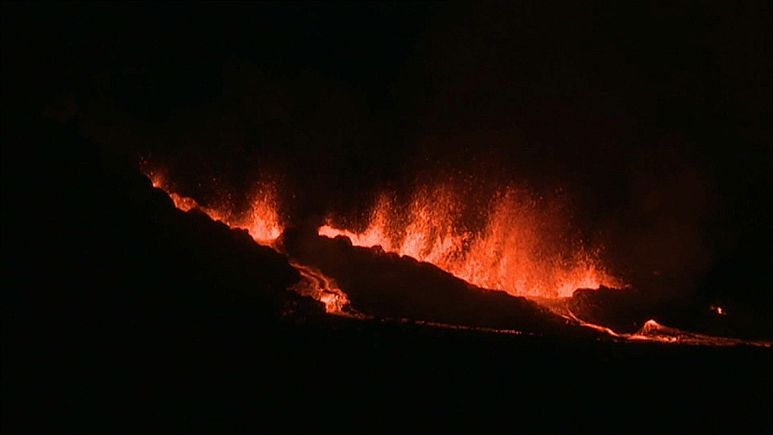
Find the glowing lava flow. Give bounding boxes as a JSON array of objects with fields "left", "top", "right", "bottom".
[
  {"left": 147, "top": 171, "right": 347, "bottom": 314},
  {"left": 605, "top": 319, "right": 769, "bottom": 347},
  {"left": 534, "top": 299, "right": 772, "bottom": 346},
  {"left": 147, "top": 171, "right": 770, "bottom": 345},
  {"left": 235, "top": 189, "right": 284, "bottom": 244},
  {"left": 289, "top": 261, "right": 351, "bottom": 314},
  {"left": 149, "top": 173, "right": 282, "bottom": 244},
  {"left": 319, "top": 186, "right": 621, "bottom": 298}
]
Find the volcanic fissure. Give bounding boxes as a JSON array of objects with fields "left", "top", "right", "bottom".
[{"left": 146, "top": 170, "right": 768, "bottom": 347}]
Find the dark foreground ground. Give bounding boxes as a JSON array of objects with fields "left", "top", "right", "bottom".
[
  {"left": 4, "top": 122, "right": 772, "bottom": 433},
  {"left": 6, "top": 312, "right": 773, "bottom": 433}
]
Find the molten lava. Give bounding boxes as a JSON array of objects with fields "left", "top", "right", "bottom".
[
  {"left": 319, "top": 186, "right": 621, "bottom": 298},
  {"left": 147, "top": 170, "right": 350, "bottom": 314},
  {"left": 146, "top": 169, "right": 770, "bottom": 346},
  {"left": 232, "top": 187, "right": 283, "bottom": 244},
  {"left": 627, "top": 319, "right": 770, "bottom": 346},
  {"left": 148, "top": 172, "right": 282, "bottom": 244},
  {"left": 289, "top": 261, "right": 351, "bottom": 314}
]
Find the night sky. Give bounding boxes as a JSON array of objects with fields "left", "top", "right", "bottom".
[{"left": 4, "top": 2, "right": 771, "bottom": 310}]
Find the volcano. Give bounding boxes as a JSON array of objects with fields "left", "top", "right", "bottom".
[
  {"left": 5, "top": 123, "right": 772, "bottom": 432},
  {"left": 145, "top": 171, "right": 772, "bottom": 348},
  {"left": 5, "top": 2, "right": 772, "bottom": 432}
]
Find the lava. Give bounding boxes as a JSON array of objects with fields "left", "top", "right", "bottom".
[
  {"left": 146, "top": 170, "right": 769, "bottom": 347},
  {"left": 710, "top": 305, "right": 726, "bottom": 316},
  {"left": 319, "top": 185, "right": 621, "bottom": 298},
  {"left": 540, "top": 300, "right": 771, "bottom": 347},
  {"left": 148, "top": 171, "right": 282, "bottom": 245},
  {"left": 146, "top": 170, "right": 351, "bottom": 315},
  {"left": 231, "top": 186, "right": 283, "bottom": 244},
  {"left": 289, "top": 261, "right": 351, "bottom": 314},
  {"left": 627, "top": 319, "right": 769, "bottom": 347}
]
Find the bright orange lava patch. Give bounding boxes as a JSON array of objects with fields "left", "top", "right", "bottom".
[
  {"left": 319, "top": 185, "right": 621, "bottom": 298},
  {"left": 148, "top": 172, "right": 283, "bottom": 245}
]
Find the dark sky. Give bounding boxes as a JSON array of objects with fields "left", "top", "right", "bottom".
[{"left": 3, "top": 1, "right": 771, "bottom": 308}]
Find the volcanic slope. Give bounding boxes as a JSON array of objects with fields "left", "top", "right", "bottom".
[
  {"left": 4, "top": 121, "right": 772, "bottom": 432},
  {"left": 280, "top": 227, "right": 598, "bottom": 337}
]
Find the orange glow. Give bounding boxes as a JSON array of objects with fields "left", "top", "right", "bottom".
[
  {"left": 319, "top": 185, "right": 621, "bottom": 298},
  {"left": 626, "top": 319, "right": 770, "bottom": 346},
  {"left": 147, "top": 171, "right": 282, "bottom": 244},
  {"left": 167, "top": 192, "right": 199, "bottom": 213},
  {"left": 230, "top": 186, "right": 283, "bottom": 244},
  {"left": 147, "top": 169, "right": 350, "bottom": 314},
  {"left": 142, "top": 169, "right": 772, "bottom": 345},
  {"left": 289, "top": 261, "right": 351, "bottom": 314},
  {"left": 147, "top": 169, "right": 355, "bottom": 316}
]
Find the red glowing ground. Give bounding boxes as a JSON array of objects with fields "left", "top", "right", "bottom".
[
  {"left": 319, "top": 186, "right": 621, "bottom": 298},
  {"left": 146, "top": 172, "right": 771, "bottom": 347}
]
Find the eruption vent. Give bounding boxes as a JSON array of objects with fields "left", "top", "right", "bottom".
[
  {"left": 320, "top": 185, "right": 621, "bottom": 298},
  {"left": 146, "top": 169, "right": 770, "bottom": 346},
  {"left": 234, "top": 187, "right": 283, "bottom": 244},
  {"left": 149, "top": 172, "right": 283, "bottom": 244},
  {"left": 148, "top": 170, "right": 349, "bottom": 313}
]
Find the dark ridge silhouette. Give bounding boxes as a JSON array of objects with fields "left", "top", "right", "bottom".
[
  {"left": 280, "top": 226, "right": 773, "bottom": 341},
  {"left": 279, "top": 227, "right": 597, "bottom": 337},
  {"left": 3, "top": 121, "right": 323, "bottom": 431},
  {"left": 5, "top": 122, "right": 314, "bottom": 332}
]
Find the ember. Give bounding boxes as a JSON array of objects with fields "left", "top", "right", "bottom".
[
  {"left": 710, "top": 305, "right": 727, "bottom": 316},
  {"left": 148, "top": 171, "right": 282, "bottom": 245},
  {"left": 320, "top": 185, "right": 621, "bottom": 298},
  {"left": 146, "top": 170, "right": 770, "bottom": 348}
]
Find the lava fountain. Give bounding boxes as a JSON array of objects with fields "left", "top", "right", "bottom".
[
  {"left": 320, "top": 185, "right": 621, "bottom": 299},
  {"left": 145, "top": 169, "right": 770, "bottom": 346},
  {"left": 149, "top": 171, "right": 283, "bottom": 244},
  {"left": 147, "top": 171, "right": 350, "bottom": 314}
]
